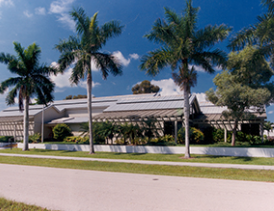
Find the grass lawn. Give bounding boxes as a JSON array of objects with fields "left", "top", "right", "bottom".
[
  {"left": 1, "top": 148, "right": 274, "bottom": 166},
  {"left": 0, "top": 155, "right": 273, "bottom": 182},
  {"left": 0, "top": 197, "right": 54, "bottom": 211}
]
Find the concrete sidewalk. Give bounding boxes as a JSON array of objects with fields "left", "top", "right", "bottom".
[{"left": 0, "top": 152, "right": 274, "bottom": 170}]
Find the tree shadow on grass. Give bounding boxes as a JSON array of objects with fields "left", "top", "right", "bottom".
[
  {"left": 231, "top": 156, "right": 253, "bottom": 162},
  {"left": 113, "top": 152, "right": 147, "bottom": 156}
]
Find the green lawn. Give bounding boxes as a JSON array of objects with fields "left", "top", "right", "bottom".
[
  {"left": 0, "top": 156, "right": 273, "bottom": 182},
  {"left": 0, "top": 197, "right": 54, "bottom": 211},
  {"left": 1, "top": 148, "right": 274, "bottom": 166}
]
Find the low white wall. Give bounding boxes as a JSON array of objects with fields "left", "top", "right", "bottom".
[
  {"left": 0, "top": 143, "right": 11, "bottom": 147},
  {"left": 17, "top": 143, "right": 274, "bottom": 158}
]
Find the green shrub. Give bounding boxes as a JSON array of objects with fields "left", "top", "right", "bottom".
[
  {"left": 178, "top": 127, "right": 204, "bottom": 144},
  {"left": 147, "top": 135, "right": 176, "bottom": 146},
  {"left": 29, "top": 133, "right": 41, "bottom": 143},
  {"left": 0, "top": 136, "right": 13, "bottom": 142},
  {"left": 52, "top": 124, "right": 72, "bottom": 141},
  {"left": 191, "top": 127, "right": 204, "bottom": 143},
  {"left": 63, "top": 136, "right": 89, "bottom": 144}
]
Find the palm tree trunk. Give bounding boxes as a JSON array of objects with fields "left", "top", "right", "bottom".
[
  {"left": 87, "top": 72, "right": 94, "bottom": 154},
  {"left": 184, "top": 84, "right": 190, "bottom": 158},
  {"left": 23, "top": 97, "right": 29, "bottom": 151},
  {"left": 231, "top": 120, "right": 238, "bottom": 146}
]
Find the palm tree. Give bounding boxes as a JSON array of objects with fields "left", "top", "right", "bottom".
[
  {"left": 55, "top": 8, "right": 123, "bottom": 154},
  {"left": 97, "top": 121, "right": 119, "bottom": 144},
  {"left": 0, "top": 42, "right": 55, "bottom": 151},
  {"left": 140, "top": 0, "right": 231, "bottom": 158}
]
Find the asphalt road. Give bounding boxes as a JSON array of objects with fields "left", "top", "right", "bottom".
[{"left": 0, "top": 163, "right": 273, "bottom": 211}]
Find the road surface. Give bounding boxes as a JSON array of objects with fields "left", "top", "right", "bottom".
[{"left": 0, "top": 163, "right": 273, "bottom": 211}]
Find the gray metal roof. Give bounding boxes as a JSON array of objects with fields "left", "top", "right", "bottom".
[
  {"left": 104, "top": 94, "right": 194, "bottom": 112},
  {"left": 46, "top": 117, "right": 89, "bottom": 125},
  {"left": 93, "top": 109, "right": 184, "bottom": 121}
]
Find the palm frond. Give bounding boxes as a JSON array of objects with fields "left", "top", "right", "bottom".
[
  {"left": 194, "top": 24, "right": 232, "bottom": 51},
  {"left": 5, "top": 84, "right": 20, "bottom": 106},
  {"left": 100, "top": 20, "right": 123, "bottom": 46},
  {"left": 57, "top": 51, "right": 79, "bottom": 73},
  {"left": 55, "top": 36, "right": 81, "bottom": 53},
  {"left": 192, "top": 49, "right": 227, "bottom": 72},
  {"left": 0, "top": 77, "right": 22, "bottom": 93},
  {"left": 228, "top": 26, "right": 256, "bottom": 50},
  {"left": 0, "top": 53, "right": 16, "bottom": 64},
  {"left": 70, "top": 59, "right": 87, "bottom": 85},
  {"left": 70, "top": 7, "right": 89, "bottom": 35},
  {"left": 140, "top": 48, "right": 171, "bottom": 76},
  {"left": 164, "top": 7, "right": 181, "bottom": 25},
  {"left": 13, "top": 42, "right": 26, "bottom": 63},
  {"left": 256, "top": 14, "right": 274, "bottom": 46},
  {"left": 184, "top": 0, "right": 199, "bottom": 37},
  {"left": 145, "top": 18, "right": 174, "bottom": 46},
  {"left": 93, "top": 52, "right": 122, "bottom": 80},
  {"left": 261, "top": 0, "right": 274, "bottom": 15},
  {"left": 25, "top": 43, "right": 41, "bottom": 71}
]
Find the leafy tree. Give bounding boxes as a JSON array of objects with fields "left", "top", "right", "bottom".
[
  {"left": 55, "top": 8, "right": 123, "bottom": 154},
  {"left": 229, "top": 1, "right": 274, "bottom": 71},
  {"left": 0, "top": 42, "right": 55, "bottom": 150},
  {"left": 264, "top": 121, "right": 273, "bottom": 138},
  {"left": 140, "top": 0, "right": 231, "bottom": 158},
  {"left": 207, "top": 46, "right": 273, "bottom": 146},
  {"left": 132, "top": 80, "right": 160, "bottom": 94},
  {"left": 206, "top": 70, "right": 271, "bottom": 146},
  {"left": 64, "top": 94, "right": 87, "bottom": 100}
]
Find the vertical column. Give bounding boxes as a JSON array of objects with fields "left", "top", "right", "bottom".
[
  {"left": 224, "top": 128, "right": 227, "bottom": 143},
  {"left": 41, "top": 105, "right": 44, "bottom": 143},
  {"left": 260, "top": 122, "right": 264, "bottom": 143},
  {"left": 13, "top": 123, "right": 16, "bottom": 142},
  {"left": 174, "top": 120, "right": 178, "bottom": 144}
]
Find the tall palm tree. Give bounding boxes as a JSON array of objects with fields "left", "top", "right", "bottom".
[
  {"left": 140, "top": 0, "right": 231, "bottom": 158},
  {"left": 0, "top": 42, "right": 55, "bottom": 151},
  {"left": 55, "top": 8, "right": 123, "bottom": 154}
]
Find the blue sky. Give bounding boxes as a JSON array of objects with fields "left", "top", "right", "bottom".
[{"left": 0, "top": 0, "right": 273, "bottom": 121}]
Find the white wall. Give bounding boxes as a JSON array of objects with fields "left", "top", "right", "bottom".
[{"left": 17, "top": 143, "right": 274, "bottom": 158}]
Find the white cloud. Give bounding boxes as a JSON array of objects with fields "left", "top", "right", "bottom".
[
  {"left": 268, "top": 111, "right": 274, "bottom": 114},
  {"left": 112, "top": 51, "right": 139, "bottom": 67},
  {"left": 193, "top": 93, "right": 209, "bottom": 102},
  {"left": 35, "top": 7, "right": 46, "bottom": 15},
  {"left": 50, "top": 62, "right": 100, "bottom": 89},
  {"left": 79, "top": 81, "right": 101, "bottom": 89},
  {"left": 151, "top": 78, "right": 183, "bottom": 96},
  {"left": 187, "top": 65, "right": 223, "bottom": 72},
  {"left": 129, "top": 53, "right": 139, "bottom": 60},
  {"left": 0, "top": 0, "right": 13, "bottom": 7},
  {"left": 0, "top": 88, "right": 8, "bottom": 111},
  {"left": 49, "top": 0, "right": 75, "bottom": 31},
  {"left": 49, "top": 0, "right": 74, "bottom": 14},
  {"left": 57, "top": 13, "right": 75, "bottom": 31},
  {"left": 23, "top": 10, "right": 33, "bottom": 18},
  {"left": 51, "top": 67, "right": 73, "bottom": 88}
]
